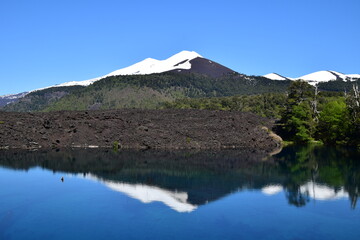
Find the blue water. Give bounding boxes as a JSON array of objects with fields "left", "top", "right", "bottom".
[{"left": 0, "top": 147, "right": 359, "bottom": 240}]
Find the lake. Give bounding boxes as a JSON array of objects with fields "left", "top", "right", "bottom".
[{"left": 0, "top": 146, "right": 359, "bottom": 239}]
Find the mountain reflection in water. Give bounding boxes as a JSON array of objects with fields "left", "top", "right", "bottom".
[
  {"left": 81, "top": 173, "right": 197, "bottom": 212},
  {"left": 0, "top": 145, "right": 359, "bottom": 211}
]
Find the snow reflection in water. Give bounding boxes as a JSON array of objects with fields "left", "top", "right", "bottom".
[
  {"left": 262, "top": 182, "right": 348, "bottom": 201},
  {"left": 79, "top": 173, "right": 197, "bottom": 212}
]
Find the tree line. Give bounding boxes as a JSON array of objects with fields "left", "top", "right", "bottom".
[
  {"left": 163, "top": 80, "right": 360, "bottom": 147},
  {"left": 278, "top": 81, "right": 359, "bottom": 146}
]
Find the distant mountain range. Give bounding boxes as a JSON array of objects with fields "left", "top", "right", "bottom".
[
  {"left": 263, "top": 71, "right": 360, "bottom": 86},
  {"left": 0, "top": 50, "right": 359, "bottom": 110},
  {"left": 0, "top": 92, "right": 28, "bottom": 107}
]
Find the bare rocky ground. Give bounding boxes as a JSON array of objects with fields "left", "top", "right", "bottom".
[{"left": 0, "top": 109, "right": 282, "bottom": 152}]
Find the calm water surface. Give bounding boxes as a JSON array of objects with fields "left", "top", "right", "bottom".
[{"left": 0, "top": 146, "right": 359, "bottom": 240}]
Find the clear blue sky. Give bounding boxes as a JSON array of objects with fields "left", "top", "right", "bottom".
[{"left": 0, "top": 0, "right": 359, "bottom": 95}]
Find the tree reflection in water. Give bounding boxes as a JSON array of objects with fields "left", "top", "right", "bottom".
[{"left": 0, "top": 146, "right": 359, "bottom": 210}]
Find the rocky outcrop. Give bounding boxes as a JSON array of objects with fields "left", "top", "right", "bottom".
[{"left": 0, "top": 109, "right": 282, "bottom": 152}]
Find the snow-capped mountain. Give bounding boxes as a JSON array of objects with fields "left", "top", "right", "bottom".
[
  {"left": 263, "top": 70, "right": 360, "bottom": 86},
  {"left": 0, "top": 92, "right": 28, "bottom": 107},
  {"left": 0, "top": 50, "right": 237, "bottom": 105},
  {"left": 45, "top": 51, "right": 204, "bottom": 88},
  {"left": 1, "top": 50, "right": 359, "bottom": 103},
  {"left": 0, "top": 92, "right": 28, "bottom": 100},
  {"left": 0, "top": 51, "right": 202, "bottom": 100},
  {"left": 297, "top": 71, "right": 341, "bottom": 83},
  {"left": 28, "top": 50, "right": 235, "bottom": 91}
]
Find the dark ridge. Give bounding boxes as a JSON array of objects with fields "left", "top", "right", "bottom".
[
  {"left": 272, "top": 73, "right": 290, "bottom": 80},
  {"left": 166, "top": 57, "right": 237, "bottom": 78},
  {"left": 328, "top": 71, "right": 344, "bottom": 81},
  {"left": 173, "top": 59, "right": 188, "bottom": 67}
]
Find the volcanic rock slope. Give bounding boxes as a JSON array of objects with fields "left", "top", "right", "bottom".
[{"left": 0, "top": 109, "right": 281, "bottom": 152}]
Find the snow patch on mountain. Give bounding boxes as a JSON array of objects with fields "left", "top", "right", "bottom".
[
  {"left": 0, "top": 92, "right": 29, "bottom": 107},
  {"left": 263, "top": 73, "right": 288, "bottom": 81},
  {"left": 296, "top": 71, "right": 338, "bottom": 82},
  {"left": 347, "top": 74, "right": 360, "bottom": 79},
  {"left": 107, "top": 50, "right": 201, "bottom": 76},
  {"left": 296, "top": 70, "right": 359, "bottom": 86},
  {"left": 0, "top": 92, "right": 28, "bottom": 100}
]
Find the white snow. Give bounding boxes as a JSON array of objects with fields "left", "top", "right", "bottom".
[
  {"left": 296, "top": 70, "right": 359, "bottom": 86},
  {"left": 296, "top": 71, "right": 360, "bottom": 82},
  {"left": 0, "top": 92, "right": 28, "bottom": 100},
  {"left": 347, "top": 74, "right": 360, "bottom": 79},
  {"left": 263, "top": 70, "right": 359, "bottom": 86},
  {"left": 263, "top": 73, "right": 288, "bottom": 81},
  {"left": 106, "top": 50, "right": 201, "bottom": 76},
  {"left": 297, "top": 71, "right": 338, "bottom": 83},
  {"left": 79, "top": 173, "right": 197, "bottom": 213},
  {"left": 0, "top": 94, "right": 14, "bottom": 99}
]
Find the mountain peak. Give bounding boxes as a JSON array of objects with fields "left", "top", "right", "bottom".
[
  {"left": 46, "top": 50, "right": 204, "bottom": 90},
  {"left": 167, "top": 50, "right": 202, "bottom": 61},
  {"left": 102, "top": 50, "right": 202, "bottom": 77},
  {"left": 297, "top": 70, "right": 338, "bottom": 81},
  {"left": 296, "top": 70, "right": 344, "bottom": 85}
]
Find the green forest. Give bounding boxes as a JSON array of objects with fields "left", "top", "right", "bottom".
[
  {"left": 162, "top": 93, "right": 287, "bottom": 119},
  {"left": 2, "top": 72, "right": 291, "bottom": 112},
  {"left": 279, "top": 81, "right": 360, "bottom": 146},
  {"left": 163, "top": 81, "right": 360, "bottom": 147},
  {"left": 3, "top": 71, "right": 358, "bottom": 113},
  {"left": 273, "top": 144, "right": 360, "bottom": 208}
]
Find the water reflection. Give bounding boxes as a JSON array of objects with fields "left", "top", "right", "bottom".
[
  {"left": 82, "top": 173, "right": 197, "bottom": 212},
  {"left": 0, "top": 146, "right": 359, "bottom": 211},
  {"left": 275, "top": 145, "right": 360, "bottom": 209},
  {"left": 263, "top": 182, "right": 348, "bottom": 200}
]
